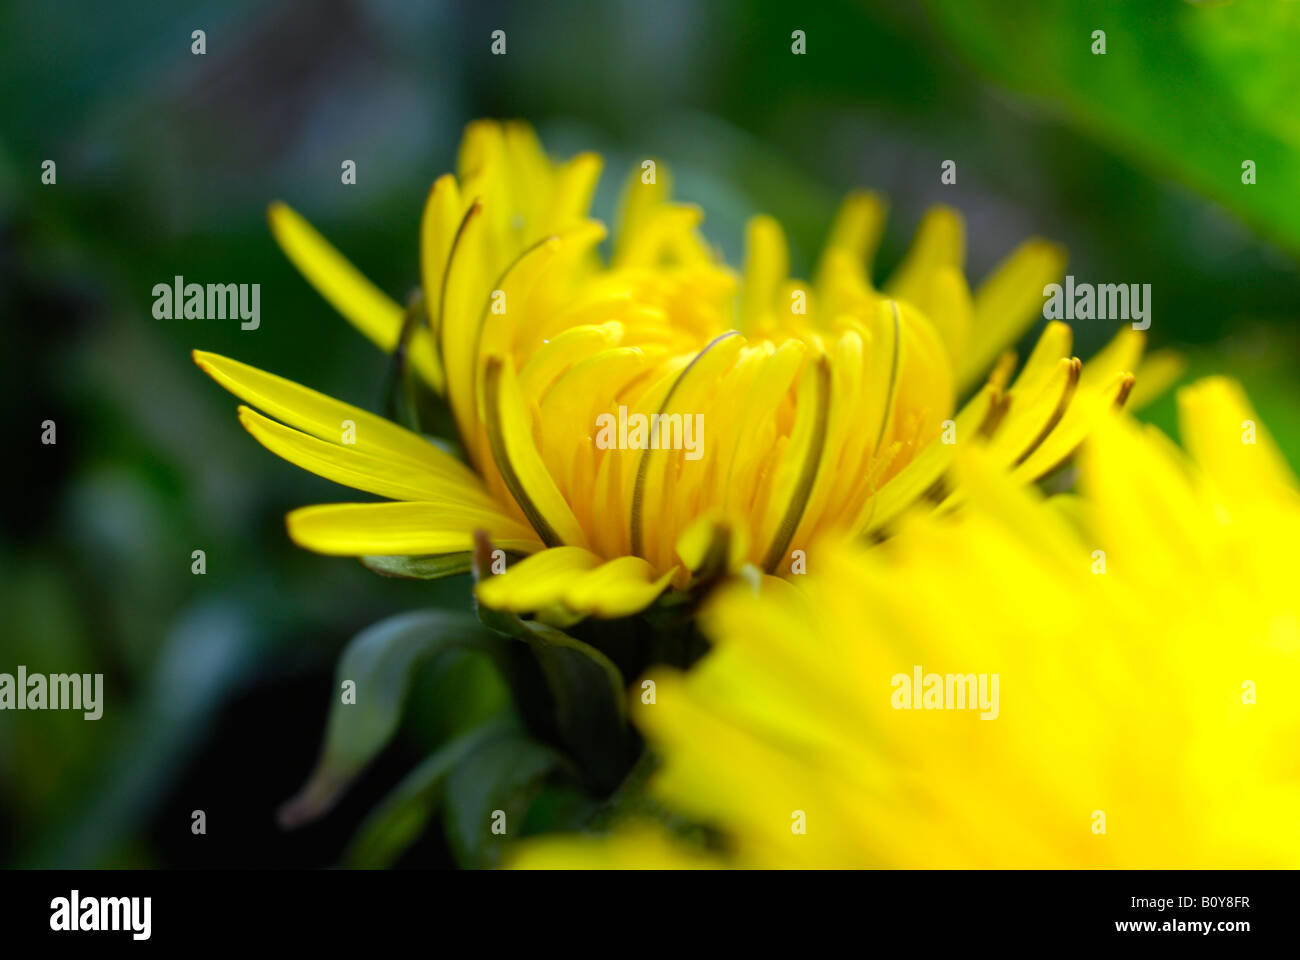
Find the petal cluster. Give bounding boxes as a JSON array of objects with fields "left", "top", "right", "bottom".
[{"left": 196, "top": 120, "right": 1174, "bottom": 619}]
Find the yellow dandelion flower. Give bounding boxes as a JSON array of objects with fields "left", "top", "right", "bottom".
[
  {"left": 195, "top": 120, "right": 1175, "bottom": 620},
  {"left": 512, "top": 378, "right": 1300, "bottom": 868}
]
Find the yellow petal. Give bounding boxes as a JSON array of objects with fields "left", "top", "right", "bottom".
[
  {"left": 716, "top": 341, "right": 805, "bottom": 519},
  {"left": 952, "top": 446, "right": 1087, "bottom": 572},
  {"left": 861, "top": 429, "right": 952, "bottom": 534},
  {"left": 1127, "top": 349, "right": 1185, "bottom": 410},
  {"left": 614, "top": 160, "right": 672, "bottom": 264},
  {"left": 1082, "top": 412, "right": 1210, "bottom": 582},
  {"left": 439, "top": 201, "right": 491, "bottom": 452},
  {"left": 912, "top": 266, "right": 973, "bottom": 361},
  {"left": 539, "top": 347, "right": 648, "bottom": 507},
  {"left": 287, "top": 502, "right": 542, "bottom": 557},
  {"left": 419, "top": 173, "right": 464, "bottom": 343},
  {"left": 237, "top": 405, "right": 496, "bottom": 508},
  {"left": 457, "top": 120, "right": 511, "bottom": 222},
  {"left": 760, "top": 353, "right": 832, "bottom": 571},
  {"left": 193, "top": 351, "right": 477, "bottom": 485},
  {"left": 857, "top": 379, "right": 1007, "bottom": 535},
  {"left": 961, "top": 238, "right": 1066, "bottom": 391},
  {"left": 475, "top": 546, "right": 602, "bottom": 611},
  {"left": 617, "top": 203, "right": 707, "bottom": 268},
  {"left": 503, "top": 121, "right": 555, "bottom": 232},
  {"left": 740, "top": 215, "right": 789, "bottom": 330},
  {"left": 885, "top": 206, "right": 965, "bottom": 305},
  {"left": 519, "top": 322, "right": 625, "bottom": 398},
  {"left": 1009, "top": 321, "right": 1073, "bottom": 397},
  {"left": 1011, "top": 371, "right": 1134, "bottom": 483},
  {"left": 1077, "top": 326, "right": 1142, "bottom": 394},
  {"left": 509, "top": 826, "right": 722, "bottom": 870},
  {"left": 267, "top": 201, "right": 405, "bottom": 350},
  {"left": 859, "top": 299, "right": 904, "bottom": 459},
  {"left": 478, "top": 222, "right": 610, "bottom": 419},
  {"left": 541, "top": 152, "right": 603, "bottom": 234},
  {"left": 631, "top": 332, "right": 744, "bottom": 565},
  {"left": 675, "top": 513, "right": 749, "bottom": 576},
  {"left": 564, "top": 557, "right": 677, "bottom": 618},
  {"left": 815, "top": 190, "right": 887, "bottom": 288},
  {"left": 987, "top": 356, "right": 1081, "bottom": 469},
  {"left": 483, "top": 356, "right": 589, "bottom": 549},
  {"left": 1177, "top": 376, "right": 1297, "bottom": 500}
]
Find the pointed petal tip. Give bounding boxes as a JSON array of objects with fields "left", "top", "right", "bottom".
[
  {"left": 1032, "top": 237, "right": 1068, "bottom": 265},
  {"left": 426, "top": 172, "right": 457, "bottom": 202},
  {"left": 1115, "top": 373, "right": 1137, "bottom": 408},
  {"left": 265, "top": 200, "right": 298, "bottom": 236},
  {"left": 234, "top": 403, "right": 263, "bottom": 433},
  {"left": 192, "top": 348, "right": 221, "bottom": 376}
]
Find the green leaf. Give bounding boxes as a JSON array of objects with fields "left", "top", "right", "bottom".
[
  {"left": 343, "top": 718, "right": 513, "bottom": 868},
  {"left": 519, "top": 620, "right": 628, "bottom": 729},
  {"left": 360, "top": 553, "right": 473, "bottom": 580},
  {"left": 278, "top": 609, "right": 498, "bottom": 828},
  {"left": 923, "top": 0, "right": 1300, "bottom": 256},
  {"left": 406, "top": 646, "right": 511, "bottom": 744},
  {"left": 443, "top": 733, "right": 564, "bottom": 868},
  {"left": 477, "top": 604, "right": 633, "bottom": 792}
]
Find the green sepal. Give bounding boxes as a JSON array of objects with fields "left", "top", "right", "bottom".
[
  {"left": 360, "top": 553, "right": 473, "bottom": 580},
  {"left": 277, "top": 609, "right": 500, "bottom": 829}
]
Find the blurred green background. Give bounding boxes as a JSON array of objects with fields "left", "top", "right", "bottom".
[{"left": 1, "top": 0, "right": 1296, "bottom": 867}]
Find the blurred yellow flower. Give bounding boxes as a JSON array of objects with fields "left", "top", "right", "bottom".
[
  {"left": 195, "top": 120, "right": 1173, "bottom": 620},
  {"left": 513, "top": 378, "right": 1300, "bottom": 868}
]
